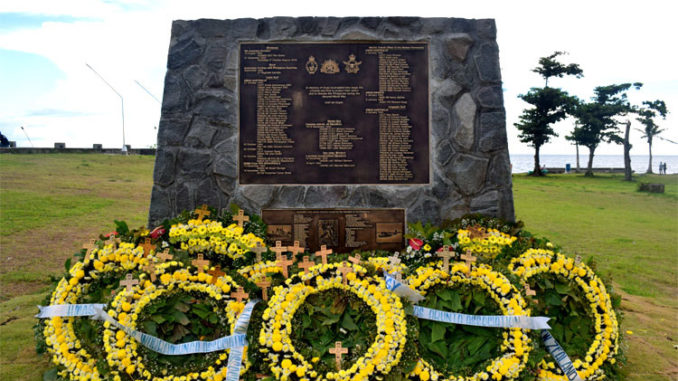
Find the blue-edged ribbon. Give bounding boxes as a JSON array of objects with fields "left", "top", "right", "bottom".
[
  {"left": 36, "top": 303, "right": 249, "bottom": 356},
  {"left": 384, "top": 271, "right": 424, "bottom": 303},
  {"left": 413, "top": 305, "right": 551, "bottom": 330},
  {"left": 542, "top": 331, "right": 584, "bottom": 381},
  {"left": 225, "top": 299, "right": 259, "bottom": 381}
]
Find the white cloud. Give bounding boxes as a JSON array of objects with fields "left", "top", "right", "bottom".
[{"left": 0, "top": 0, "right": 676, "bottom": 154}]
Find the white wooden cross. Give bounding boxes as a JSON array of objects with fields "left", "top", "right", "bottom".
[
  {"left": 251, "top": 241, "right": 267, "bottom": 262},
  {"left": 315, "top": 245, "right": 332, "bottom": 265},
  {"left": 194, "top": 204, "right": 211, "bottom": 221},
  {"left": 460, "top": 249, "right": 477, "bottom": 267},
  {"left": 191, "top": 254, "right": 210, "bottom": 273},
  {"left": 329, "top": 341, "right": 348, "bottom": 370},
  {"left": 438, "top": 245, "right": 455, "bottom": 273},
  {"left": 233, "top": 209, "right": 250, "bottom": 228}
]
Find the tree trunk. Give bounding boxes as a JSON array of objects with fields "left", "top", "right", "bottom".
[
  {"left": 585, "top": 146, "right": 595, "bottom": 177},
  {"left": 623, "top": 121, "right": 633, "bottom": 181},
  {"left": 575, "top": 144, "right": 580, "bottom": 173},
  {"left": 533, "top": 145, "right": 542, "bottom": 176},
  {"left": 647, "top": 138, "right": 654, "bottom": 174}
]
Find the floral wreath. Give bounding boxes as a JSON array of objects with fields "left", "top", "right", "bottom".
[
  {"left": 407, "top": 262, "right": 531, "bottom": 381},
  {"left": 456, "top": 227, "right": 517, "bottom": 258},
  {"left": 259, "top": 262, "right": 408, "bottom": 381},
  {"left": 103, "top": 263, "right": 246, "bottom": 380},
  {"left": 238, "top": 260, "right": 282, "bottom": 283},
  {"left": 42, "top": 241, "right": 147, "bottom": 380},
  {"left": 509, "top": 249, "right": 618, "bottom": 380},
  {"left": 169, "top": 218, "right": 265, "bottom": 260}
]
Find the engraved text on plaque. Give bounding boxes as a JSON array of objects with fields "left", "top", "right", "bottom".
[{"left": 239, "top": 42, "right": 429, "bottom": 184}]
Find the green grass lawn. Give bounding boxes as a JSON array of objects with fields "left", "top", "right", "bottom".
[{"left": 0, "top": 154, "right": 676, "bottom": 380}]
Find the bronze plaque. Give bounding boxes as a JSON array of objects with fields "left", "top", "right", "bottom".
[
  {"left": 261, "top": 208, "right": 405, "bottom": 253},
  {"left": 239, "top": 42, "right": 429, "bottom": 184}
]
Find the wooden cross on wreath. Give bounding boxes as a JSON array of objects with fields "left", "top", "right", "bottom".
[
  {"left": 256, "top": 278, "right": 272, "bottom": 301},
  {"left": 230, "top": 287, "right": 249, "bottom": 303},
  {"left": 207, "top": 265, "right": 225, "bottom": 285},
  {"left": 348, "top": 254, "right": 362, "bottom": 265},
  {"left": 140, "top": 237, "right": 155, "bottom": 258},
  {"left": 461, "top": 249, "right": 477, "bottom": 267},
  {"left": 142, "top": 263, "right": 157, "bottom": 282},
  {"left": 468, "top": 225, "right": 488, "bottom": 239},
  {"left": 329, "top": 341, "right": 348, "bottom": 370},
  {"left": 315, "top": 245, "right": 333, "bottom": 265},
  {"left": 438, "top": 246, "right": 455, "bottom": 273},
  {"left": 288, "top": 240, "right": 305, "bottom": 256},
  {"left": 120, "top": 274, "right": 139, "bottom": 301},
  {"left": 277, "top": 254, "right": 295, "bottom": 278},
  {"left": 271, "top": 241, "right": 287, "bottom": 259},
  {"left": 233, "top": 209, "right": 249, "bottom": 228},
  {"left": 157, "top": 249, "right": 173, "bottom": 262},
  {"left": 82, "top": 239, "right": 96, "bottom": 263},
  {"left": 298, "top": 256, "right": 315, "bottom": 273},
  {"left": 194, "top": 204, "right": 210, "bottom": 221},
  {"left": 107, "top": 234, "right": 120, "bottom": 249},
  {"left": 191, "top": 254, "right": 210, "bottom": 273},
  {"left": 251, "top": 241, "right": 267, "bottom": 262},
  {"left": 525, "top": 283, "right": 538, "bottom": 304},
  {"left": 338, "top": 264, "right": 353, "bottom": 285}
]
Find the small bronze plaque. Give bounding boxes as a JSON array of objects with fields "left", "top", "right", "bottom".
[
  {"left": 239, "top": 42, "right": 429, "bottom": 184},
  {"left": 261, "top": 208, "right": 405, "bottom": 253}
]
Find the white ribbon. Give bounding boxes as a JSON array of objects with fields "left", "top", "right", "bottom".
[
  {"left": 412, "top": 305, "right": 551, "bottom": 330},
  {"left": 541, "top": 331, "right": 584, "bottom": 381},
  {"left": 37, "top": 304, "right": 247, "bottom": 355},
  {"left": 384, "top": 271, "right": 425, "bottom": 303},
  {"left": 225, "top": 299, "right": 259, "bottom": 381}
]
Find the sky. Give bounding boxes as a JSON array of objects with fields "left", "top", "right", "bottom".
[{"left": 0, "top": 0, "right": 676, "bottom": 156}]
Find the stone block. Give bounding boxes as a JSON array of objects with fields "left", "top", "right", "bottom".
[
  {"left": 452, "top": 93, "right": 476, "bottom": 150},
  {"left": 474, "top": 42, "right": 502, "bottom": 83},
  {"left": 153, "top": 148, "right": 177, "bottom": 187},
  {"left": 445, "top": 154, "right": 489, "bottom": 195},
  {"left": 478, "top": 111, "right": 507, "bottom": 152},
  {"left": 445, "top": 33, "right": 474, "bottom": 62}
]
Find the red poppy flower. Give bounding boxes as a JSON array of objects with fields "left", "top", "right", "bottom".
[{"left": 105, "top": 231, "right": 118, "bottom": 238}]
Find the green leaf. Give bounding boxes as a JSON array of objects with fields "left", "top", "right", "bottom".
[
  {"left": 448, "top": 291, "right": 462, "bottom": 311},
  {"left": 175, "top": 303, "right": 190, "bottom": 313},
  {"left": 42, "top": 367, "right": 58, "bottom": 381},
  {"left": 151, "top": 315, "right": 166, "bottom": 324},
  {"left": 545, "top": 291, "right": 563, "bottom": 306},
  {"left": 142, "top": 321, "right": 158, "bottom": 336},
  {"left": 555, "top": 282, "right": 571, "bottom": 294},
  {"left": 472, "top": 290, "right": 486, "bottom": 306},
  {"left": 172, "top": 310, "right": 190, "bottom": 325},
  {"left": 64, "top": 258, "right": 72, "bottom": 272},
  {"left": 114, "top": 220, "right": 129, "bottom": 235},
  {"left": 435, "top": 288, "right": 452, "bottom": 301},
  {"left": 341, "top": 313, "right": 358, "bottom": 331},
  {"left": 430, "top": 324, "right": 446, "bottom": 342},
  {"left": 427, "top": 340, "right": 448, "bottom": 358}
]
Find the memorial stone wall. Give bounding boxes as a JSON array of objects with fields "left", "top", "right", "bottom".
[{"left": 149, "top": 17, "right": 514, "bottom": 227}]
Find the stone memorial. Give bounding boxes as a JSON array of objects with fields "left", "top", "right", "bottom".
[{"left": 149, "top": 17, "right": 514, "bottom": 232}]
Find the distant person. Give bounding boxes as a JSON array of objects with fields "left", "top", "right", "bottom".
[{"left": 663, "top": 162, "right": 668, "bottom": 175}]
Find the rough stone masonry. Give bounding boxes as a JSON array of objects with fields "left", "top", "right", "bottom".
[{"left": 149, "top": 17, "right": 514, "bottom": 226}]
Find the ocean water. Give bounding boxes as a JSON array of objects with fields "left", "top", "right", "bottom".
[{"left": 509, "top": 154, "right": 678, "bottom": 174}]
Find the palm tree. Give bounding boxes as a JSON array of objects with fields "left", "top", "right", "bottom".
[{"left": 636, "top": 100, "right": 668, "bottom": 174}]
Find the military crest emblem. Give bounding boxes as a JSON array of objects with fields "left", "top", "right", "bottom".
[
  {"left": 305, "top": 56, "right": 318, "bottom": 74},
  {"left": 320, "top": 59, "right": 340, "bottom": 74},
  {"left": 343, "top": 54, "right": 362, "bottom": 74}
]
